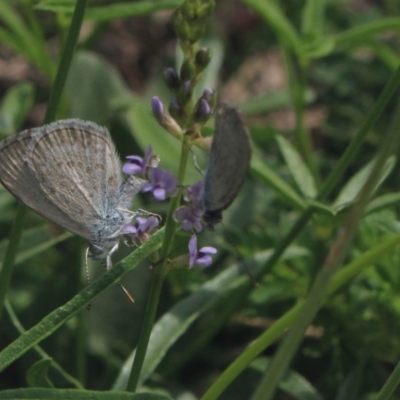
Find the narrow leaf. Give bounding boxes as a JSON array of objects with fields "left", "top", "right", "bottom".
[
  {"left": 26, "top": 359, "right": 54, "bottom": 388},
  {"left": 276, "top": 135, "right": 317, "bottom": 198},
  {"left": 333, "top": 156, "right": 396, "bottom": 210}
]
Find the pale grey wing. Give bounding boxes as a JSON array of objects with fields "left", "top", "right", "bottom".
[
  {"left": 24, "top": 119, "right": 122, "bottom": 241},
  {"left": 0, "top": 131, "right": 90, "bottom": 236},
  {"left": 203, "top": 103, "right": 252, "bottom": 212},
  {"left": 118, "top": 174, "right": 147, "bottom": 210}
]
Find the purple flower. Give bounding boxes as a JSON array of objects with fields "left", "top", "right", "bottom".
[
  {"left": 174, "top": 206, "right": 203, "bottom": 232},
  {"left": 184, "top": 180, "right": 204, "bottom": 208},
  {"left": 123, "top": 146, "right": 153, "bottom": 177},
  {"left": 194, "top": 98, "right": 211, "bottom": 121},
  {"left": 122, "top": 216, "right": 159, "bottom": 243},
  {"left": 173, "top": 180, "right": 205, "bottom": 232},
  {"left": 188, "top": 234, "right": 217, "bottom": 269},
  {"left": 142, "top": 167, "right": 178, "bottom": 201}
]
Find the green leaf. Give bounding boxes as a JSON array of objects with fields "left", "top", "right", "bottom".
[
  {"left": 35, "top": 0, "right": 182, "bottom": 19},
  {"left": 0, "top": 388, "right": 172, "bottom": 399},
  {"left": 0, "top": 2, "right": 50, "bottom": 73},
  {"left": 306, "top": 199, "right": 335, "bottom": 216},
  {"left": 0, "top": 83, "right": 35, "bottom": 135},
  {"left": 301, "top": 0, "right": 326, "bottom": 39},
  {"left": 241, "top": 89, "right": 315, "bottom": 115},
  {"left": 34, "top": 0, "right": 76, "bottom": 13},
  {"left": 298, "top": 36, "right": 335, "bottom": 59},
  {"left": 333, "top": 156, "right": 396, "bottom": 211},
  {"left": 251, "top": 151, "right": 308, "bottom": 211},
  {"left": 366, "top": 193, "right": 400, "bottom": 215},
  {"left": 251, "top": 358, "right": 324, "bottom": 400},
  {"left": 242, "top": 0, "right": 302, "bottom": 52},
  {"left": 86, "top": 1, "right": 182, "bottom": 21},
  {"left": 26, "top": 359, "right": 54, "bottom": 388},
  {"left": 65, "top": 51, "right": 130, "bottom": 124},
  {"left": 0, "top": 226, "right": 72, "bottom": 267},
  {"left": 276, "top": 135, "right": 317, "bottom": 198},
  {"left": 335, "top": 361, "right": 365, "bottom": 400},
  {"left": 334, "top": 17, "right": 400, "bottom": 47}
]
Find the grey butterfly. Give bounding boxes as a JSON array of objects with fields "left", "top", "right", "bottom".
[
  {"left": 202, "top": 103, "right": 251, "bottom": 228},
  {"left": 0, "top": 119, "right": 146, "bottom": 266}
]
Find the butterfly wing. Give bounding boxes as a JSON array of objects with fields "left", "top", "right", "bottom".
[
  {"left": 0, "top": 119, "right": 122, "bottom": 241},
  {"left": 203, "top": 103, "right": 251, "bottom": 214}
]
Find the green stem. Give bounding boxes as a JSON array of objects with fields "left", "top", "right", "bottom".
[
  {"left": 0, "top": 0, "right": 88, "bottom": 327},
  {"left": 126, "top": 139, "right": 190, "bottom": 392}
]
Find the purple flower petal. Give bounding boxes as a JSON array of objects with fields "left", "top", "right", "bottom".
[
  {"left": 122, "top": 225, "right": 138, "bottom": 234},
  {"left": 147, "top": 167, "right": 178, "bottom": 199},
  {"left": 195, "top": 254, "right": 213, "bottom": 268},
  {"left": 188, "top": 234, "right": 217, "bottom": 269},
  {"left": 122, "top": 215, "right": 159, "bottom": 242},
  {"left": 199, "top": 246, "right": 217, "bottom": 255},
  {"left": 142, "top": 183, "right": 154, "bottom": 193},
  {"left": 145, "top": 216, "right": 159, "bottom": 230},
  {"left": 173, "top": 206, "right": 203, "bottom": 233},
  {"left": 184, "top": 180, "right": 204, "bottom": 208},
  {"left": 193, "top": 219, "right": 203, "bottom": 232},
  {"left": 122, "top": 163, "right": 143, "bottom": 175},
  {"left": 153, "top": 187, "right": 166, "bottom": 201},
  {"left": 125, "top": 155, "right": 143, "bottom": 163},
  {"left": 182, "top": 220, "right": 193, "bottom": 231},
  {"left": 189, "top": 235, "right": 198, "bottom": 268}
]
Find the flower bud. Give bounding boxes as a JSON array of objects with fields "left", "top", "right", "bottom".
[
  {"left": 151, "top": 96, "right": 164, "bottom": 120},
  {"left": 201, "top": 88, "right": 216, "bottom": 108},
  {"left": 151, "top": 96, "right": 183, "bottom": 138},
  {"left": 169, "top": 97, "right": 185, "bottom": 120},
  {"left": 195, "top": 47, "right": 211, "bottom": 71},
  {"left": 193, "top": 98, "right": 211, "bottom": 123},
  {"left": 180, "top": 59, "right": 197, "bottom": 82},
  {"left": 163, "top": 68, "right": 181, "bottom": 92}
]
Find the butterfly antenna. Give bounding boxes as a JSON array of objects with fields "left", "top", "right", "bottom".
[
  {"left": 85, "top": 247, "right": 91, "bottom": 310},
  {"left": 85, "top": 247, "right": 91, "bottom": 285},
  {"left": 221, "top": 223, "right": 258, "bottom": 287},
  {"left": 105, "top": 252, "right": 135, "bottom": 303},
  {"left": 119, "top": 283, "right": 135, "bottom": 303}
]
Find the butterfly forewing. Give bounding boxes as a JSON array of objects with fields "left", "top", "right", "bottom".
[
  {"left": 0, "top": 120, "right": 122, "bottom": 241},
  {"left": 203, "top": 104, "right": 251, "bottom": 213}
]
